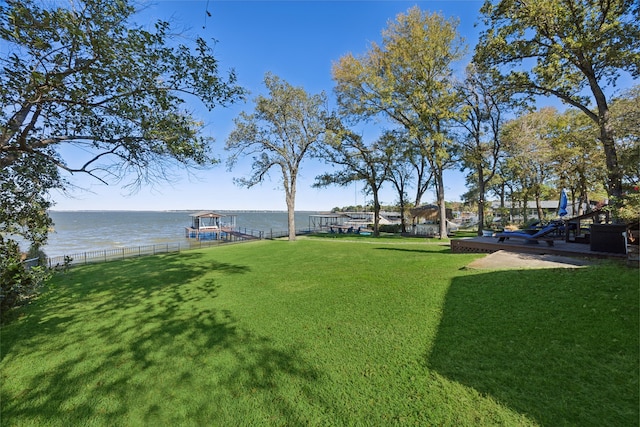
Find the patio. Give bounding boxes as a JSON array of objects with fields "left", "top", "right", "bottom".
[{"left": 451, "top": 235, "right": 627, "bottom": 260}]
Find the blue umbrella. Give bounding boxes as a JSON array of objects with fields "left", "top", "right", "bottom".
[{"left": 558, "top": 189, "right": 568, "bottom": 217}]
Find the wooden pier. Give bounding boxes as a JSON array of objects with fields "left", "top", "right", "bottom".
[{"left": 227, "top": 230, "right": 262, "bottom": 240}]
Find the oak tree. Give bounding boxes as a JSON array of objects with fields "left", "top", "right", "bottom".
[
  {"left": 474, "top": 0, "right": 640, "bottom": 204},
  {"left": 501, "top": 107, "right": 563, "bottom": 221},
  {"left": 333, "top": 7, "right": 465, "bottom": 238},
  {"left": 549, "top": 109, "right": 607, "bottom": 214},
  {"left": 315, "top": 125, "right": 391, "bottom": 237},
  {"left": 377, "top": 129, "right": 416, "bottom": 233},
  {"left": 608, "top": 85, "right": 640, "bottom": 186},
  {"left": 457, "top": 64, "right": 522, "bottom": 235},
  {"left": 226, "top": 73, "right": 328, "bottom": 240},
  {"left": 0, "top": 0, "right": 244, "bottom": 312}
]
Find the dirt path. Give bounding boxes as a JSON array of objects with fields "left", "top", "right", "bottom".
[{"left": 466, "top": 250, "right": 594, "bottom": 270}]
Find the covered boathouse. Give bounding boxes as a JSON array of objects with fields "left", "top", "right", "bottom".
[{"left": 185, "top": 211, "right": 237, "bottom": 240}]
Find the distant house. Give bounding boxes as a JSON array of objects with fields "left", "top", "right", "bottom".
[
  {"left": 410, "top": 204, "right": 453, "bottom": 223},
  {"left": 409, "top": 205, "right": 457, "bottom": 237}
]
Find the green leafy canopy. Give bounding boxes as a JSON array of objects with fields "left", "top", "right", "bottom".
[
  {"left": 1, "top": 0, "right": 245, "bottom": 186},
  {"left": 0, "top": 0, "right": 244, "bottom": 312}
]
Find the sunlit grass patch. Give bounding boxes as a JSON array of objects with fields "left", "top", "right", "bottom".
[{"left": 1, "top": 239, "right": 637, "bottom": 425}]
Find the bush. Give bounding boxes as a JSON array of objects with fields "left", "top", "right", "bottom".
[
  {"left": 379, "top": 224, "right": 402, "bottom": 233},
  {"left": 26, "top": 243, "right": 48, "bottom": 266},
  {"left": 0, "top": 239, "right": 50, "bottom": 322}
]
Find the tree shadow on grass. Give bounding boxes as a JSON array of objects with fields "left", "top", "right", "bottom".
[
  {"left": 1, "top": 252, "right": 327, "bottom": 424},
  {"left": 427, "top": 268, "right": 639, "bottom": 426},
  {"left": 1, "top": 253, "right": 248, "bottom": 358}
]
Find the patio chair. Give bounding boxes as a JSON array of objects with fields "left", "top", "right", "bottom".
[{"left": 495, "top": 222, "right": 561, "bottom": 246}]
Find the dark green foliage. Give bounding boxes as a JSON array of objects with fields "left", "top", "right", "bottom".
[
  {"left": 0, "top": 153, "right": 54, "bottom": 317},
  {"left": 1, "top": 0, "right": 244, "bottom": 181},
  {"left": 474, "top": 0, "right": 639, "bottom": 200},
  {"left": 0, "top": 238, "right": 50, "bottom": 321},
  {"left": 0, "top": 0, "right": 244, "bottom": 308},
  {"left": 378, "top": 224, "right": 402, "bottom": 233}
]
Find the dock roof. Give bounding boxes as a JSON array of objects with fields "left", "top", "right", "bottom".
[{"left": 189, "top": 211, "right": 224, "bottom": 218}]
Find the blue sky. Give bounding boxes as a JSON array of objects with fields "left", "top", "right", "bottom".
[{"left": 53, "top": 1, "right": 489, "bottom": 211}]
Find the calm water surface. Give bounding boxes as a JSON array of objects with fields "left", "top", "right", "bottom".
[{"left": 45, "top": 211, "right": 321, "bottom": 258}]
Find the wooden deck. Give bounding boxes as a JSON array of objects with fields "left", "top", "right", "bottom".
[{"left": 451, "top": 236, "right": 627, "bottom": 260}]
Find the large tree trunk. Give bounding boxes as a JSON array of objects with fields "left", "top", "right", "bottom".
[
  {"left": 535, "top": 195, "right": 544, "bottom": 221},
  {"left": 477, "top": 167, "right": 486, "bottom": 236},
  {"left": 591, "top": 79, "right": 623, "bottom": 208},
  {"left": 399, "top": 199, "right": 407, "bottom": 233},
  {"left": 521, "top": 192, "right": 530, "bottom": 224},
  {"left": 435, "top": 171, "right": 447, "bottom": 239},
  {"left": 285, "top": 173, "right": 296, "bottom": 241},
  {"left": 286, "top": 199, "right": 296, "bottom": 241},
  {"left": 600, "top": 126, "right": 623, "bottom": 202},
  {"left": 372, "top": 189, "right": 381, "bottom": 237}
]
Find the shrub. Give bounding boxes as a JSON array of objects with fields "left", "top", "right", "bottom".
[
  {"left": 0, "top": 238, "right": 50, "bottom": 321},
  {"left": 379, "top": 224, "right": 402, "bottom": 233}
]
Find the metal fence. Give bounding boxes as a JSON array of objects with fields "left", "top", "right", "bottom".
[
  {"left": 206, "top": 227, "right": 317, "bottom": 241},
  {"left": 47, "top": 242, "right": 183, "bottom": 268},
  {"left": 45, "top": 231, "right": 262, "bottom": 268},
  {"left": 23, "top": 257, "right": 41, "bottom": 270},
  {"left": 265, "top": 228, "right": 312, "bottom": 239},
  {"left": 22, "top": 227, "right": 315, "bottom": 270}
]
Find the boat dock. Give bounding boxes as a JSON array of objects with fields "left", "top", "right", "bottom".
[
  {"left": 184, "top": 211, "right": 267, "bottom": 241},
  {"left": 186, "top": 211, "right": 236, "bottom": 241},
  {"left": 185, "top": 226, "right": 231, "bottom": 240}
]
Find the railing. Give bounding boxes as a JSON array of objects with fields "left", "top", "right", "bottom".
[
  {"left": 265, "top": 228, "right": 312, "bottom": 239},
  {"left": 23, "top": 257, "right": 41, "bottom": 270},
  {"left": 34, "top": 227, "right": 314, "bottom": 269},
  {"left": 228, "top": 228, "right": 264, "bottom": 239},
  {"left": 45, "top": 229, "right": 262, "bottom": 268},
  {"left": 47, "top": 243, "right": 177, "bottom": 268}
]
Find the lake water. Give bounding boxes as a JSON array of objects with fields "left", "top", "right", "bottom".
[{"left": 44, "top": 211, "right": 322, "bottom": 258}]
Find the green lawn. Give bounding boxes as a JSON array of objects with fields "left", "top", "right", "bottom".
[{"left": 1, "top": 237, "right": 638, "bottom": 426}]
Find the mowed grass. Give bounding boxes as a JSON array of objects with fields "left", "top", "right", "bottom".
[{"left": 1, "top": 237, "right": 638, "bottom": 426}]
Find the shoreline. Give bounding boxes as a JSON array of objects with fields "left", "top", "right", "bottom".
[
  {"left": 48, "top": 209, "right": 327, "bottom": 213},
  {"left": 42, "top": 211, "right": 319, "bottom": 258}
]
